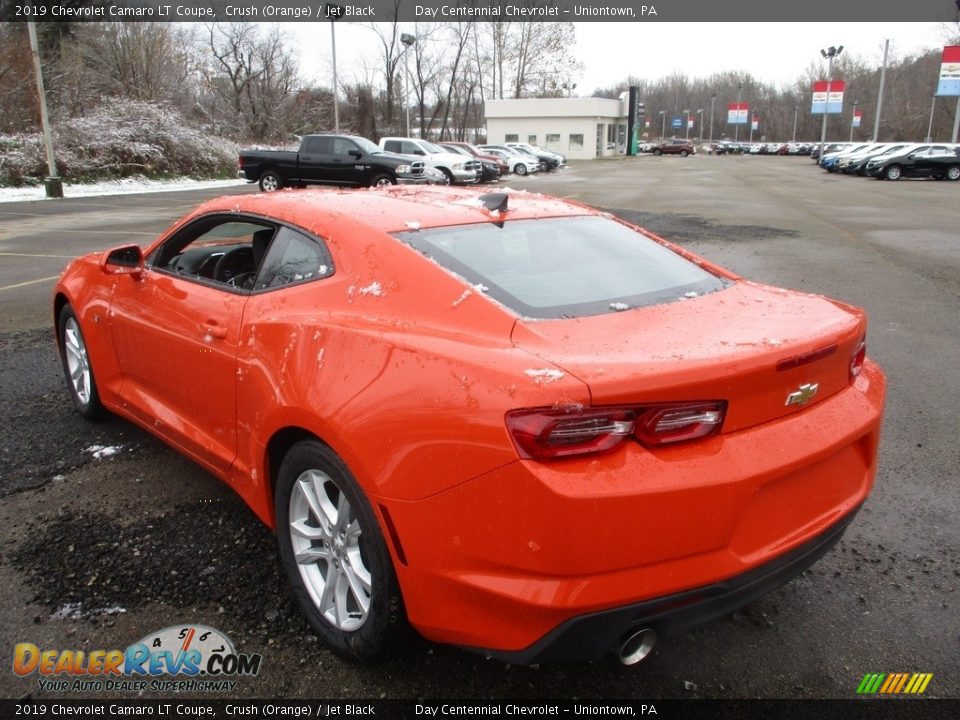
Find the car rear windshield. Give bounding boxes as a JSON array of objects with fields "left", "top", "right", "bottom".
[{"left": 396, "top": 216, "right": 728, "bottom": 319}]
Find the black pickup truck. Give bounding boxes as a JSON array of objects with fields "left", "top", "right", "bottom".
[{"left": 238, "top": 134, "right": 427, "bottom": 191}]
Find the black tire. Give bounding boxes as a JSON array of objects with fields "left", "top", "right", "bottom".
[
  {"left": 653, "top": 149, "right": 662, "bottom": 156},
  {"left": 275, "top": 440, "right": 406, "bottom": 661},
  {"left": 259, "top": 170, "right": 283, "bottom": 192},
  {"left": 369, "top": 174, "right": 396, "bottom": 188},
  {"left": 58, "top": 304, "right": 105, "bottom": 420},
  {"left": 946, "top": 165, "right": 960, "bottom": 181},
  {"left": 884, "top": 165, "right": 902, "bottom": 181},
  {"left": 439, "top": 168, "right": 454, "bottom": 185},
  {"left": 680, "top": 150, "right": 689, "bottom": 157},
  {"left": 513, "top": 163, "right": 528, "bottom": 176}
]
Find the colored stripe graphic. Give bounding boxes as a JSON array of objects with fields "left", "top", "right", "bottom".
[{"left": 857, "top": 672, "right": 932, "bottom": 695}]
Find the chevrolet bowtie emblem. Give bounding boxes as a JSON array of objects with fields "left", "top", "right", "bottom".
[{"left": 786, "top": 383, "right": 819, "bottom": 406}]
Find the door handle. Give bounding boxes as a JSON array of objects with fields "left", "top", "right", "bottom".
[{"left": 203, "top": 323, "right": 227, "bottom": 340}]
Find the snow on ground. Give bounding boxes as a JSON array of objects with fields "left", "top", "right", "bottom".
[{"left": 0, "top": 177, "right": 246, "bottom": 204}]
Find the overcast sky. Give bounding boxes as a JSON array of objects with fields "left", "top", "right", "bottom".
[{"left": 286, "top": 22, "right": 953, "bottom": 94}]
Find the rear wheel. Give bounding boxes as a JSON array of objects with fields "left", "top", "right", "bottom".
[
  {"left": 259, "top": 171, "right": 282, "bottom": 192},
  {"left": 275, "top": 440, "right": 406, "bottom": 661},
  {"left": 946, "top": 165, "right": 960, "bottom": 181},
  {"left": 653, "top": 149, "right": 662, "bottom": 156},
  {"left": 884, "top": 165, "right": 902, "bottom": 181},
  {"left": 58, "top": 304, "right": 104, "bottom": 420}
]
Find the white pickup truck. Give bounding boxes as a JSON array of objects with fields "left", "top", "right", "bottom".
[{"left": 379, "top": 137, "right": 481, "bottom": 184}]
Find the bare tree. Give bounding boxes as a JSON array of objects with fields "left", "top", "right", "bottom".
[{"left": 200, "top": 23, "right": 300, "bottom": 141}]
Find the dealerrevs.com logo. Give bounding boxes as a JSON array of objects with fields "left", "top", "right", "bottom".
[{"left": 13, "top": 624, "right": 262, "bottom": 693}]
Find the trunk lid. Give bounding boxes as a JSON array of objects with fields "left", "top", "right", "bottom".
[{"left": 510, "top": 281, "right": 865, "bottom": 433}]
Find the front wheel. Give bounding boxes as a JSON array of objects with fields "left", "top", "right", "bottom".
[
  {"left": 513, "top": 163, "right": 528, "bottom": 176},
  {"left": 884, "top": 165, "right": 902, "bottom": 181},
  {"left": 680, "top": 150, "right": 689, "bottom": 157},
  {"left": 946, "top": 165, "right": 960, "bottom": 181},
  {"left": 275, "top": 440, "right": 406, "bottom": 661},
  {"left": 259, "top": 171, "right": 282, "bottom": 192},
  {"left": 369, "top": 174, "right": 395, "bottom": 188},
  {"left": 58, "top": 304, "right": 105, "bottom": 420}
]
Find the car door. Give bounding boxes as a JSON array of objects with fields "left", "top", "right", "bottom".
[
  {"left": 330, "top": 137, "right": 367, "bottom": 186},
  {"left": 298, "top": 136, "right": 334, "bottom": 185},
  {"left": 910, "top": 145, "right": 950, "bottom": 177},
  {"left": 109, "top": 215, "right": 273, "bottom": 475}
]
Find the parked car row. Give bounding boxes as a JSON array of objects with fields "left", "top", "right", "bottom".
[
  {"left": 817, "top": 142, "right": 960, "bottom": 180},
  {"left": 238, "top": 134, "right": 566, "bottom": 192}
]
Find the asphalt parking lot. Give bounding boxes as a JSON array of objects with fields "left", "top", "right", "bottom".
[{"left": 0, "top": 156, "right": 957, "bottom": 700}]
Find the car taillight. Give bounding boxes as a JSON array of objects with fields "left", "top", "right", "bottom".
[
  {"left": 850, "top": 337, "right": 866, "bottom": 380},
  {"left": 505, "top": 401, "right": 726, "bottom": 460}
]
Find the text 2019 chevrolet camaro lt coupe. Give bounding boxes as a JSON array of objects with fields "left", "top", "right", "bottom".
[{"left": 54, "top": 187, "right": 885, "bottom": 665}]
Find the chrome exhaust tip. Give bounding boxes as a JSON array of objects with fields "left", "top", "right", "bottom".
[{"left": 617, "top": 628, "right": 657, "bottom": 666}]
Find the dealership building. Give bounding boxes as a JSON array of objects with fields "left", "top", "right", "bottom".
[{"left": 484, "top": 97, "right": 630, "bottom": 160}]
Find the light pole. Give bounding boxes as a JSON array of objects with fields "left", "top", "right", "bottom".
[
  {"left": 658, "top": 110, "right": 666, "bottom": 140},
  {"left": 819, "top": 45, "right": 844, "bottom": 153},
  {"left": 792, "top": 105, "right": 799, "bottom": 142},
  {"left": 925, "top": 95, "right": 936, "bottom": 142},
  {"left": 683, "top": 109, "right": 690, "bottom": 140},
  {"left": 401, "top": 32, "right": 416, "bottom": 137},
  {"left": 709, "top": 93, "right": 716, "bottom": 144},
  {"left": 734, "top": 81, "right": 743, "bottom": 143},
  {"left": 328, "top": 4, "right": 343, "bottom": 132},
  {"left": 849, "top": 101, "right": 858, "bottom": 142},
  {"left": 27, "top": 21, "right": 61, "bottom": 198},
  {"left": 696, "top": 109, "right": 703, "bottom": 141}
]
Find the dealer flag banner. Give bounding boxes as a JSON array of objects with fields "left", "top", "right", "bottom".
[
  {"left": 937, "top": 46, "right": 960, "bottom": 96},
  {"left": 811, "top": 80, "right": 846, "bottom": 114},
  {"left": 751, "top": 116, "right": 759, "bottom": 131},
  {"left": 727, "top": 102, "right": 749, "bottom": 124},
  {"left": 853, "top": 110, "right": 862, "bottom": 128}
]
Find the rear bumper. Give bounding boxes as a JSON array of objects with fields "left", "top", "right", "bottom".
[
  {"left": 472, "top": 504, "right": 859, "bottom": 664},
  {"left": 383, "top": 362, "right": 885, "bottom": 657}
]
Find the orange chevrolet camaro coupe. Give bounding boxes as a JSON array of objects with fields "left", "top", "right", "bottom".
[{"left": 54, "top": 187, "right": 885, "bottom": 665}]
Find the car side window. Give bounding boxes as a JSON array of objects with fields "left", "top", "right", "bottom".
[
  {"left": 151, "top": 217, "right": 275, "bottom": 292},
  {"left": 302, "top": 137, "right": 330, "bottom": 154},
  {"left": 253, "top": 226, "right": 333, "bottom": 292},
  {"left": 383, "top": 140, "right": 401, "bottom": 153},
  {"left": 401, "top": 141, "right": 423, "bottom": 155},
  {"left": 332, "top": 138, "right": 358, "bottom": 157}
]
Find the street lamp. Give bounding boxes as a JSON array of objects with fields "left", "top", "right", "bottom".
[
  {"left": 849, "top": 100, "right": 858, "bottom": 142},
  {"left": 734, "top": 81, "right": 743, "bottom": 143},
  {"left": 658, "top": 110, "right": 666, "bottom": 140},
  {"left": 709, "top": 93, "right": 716, "bottom": 144},
  {"left": 818, "top": 45, "right": 844, "bottom": 153},
  {"left": 683, "top": 109, "right": 690, "bottom": 140},
  {"left": 400, "top": 32, "right": 416, "bottom": 137},
  {"left": 792, "top": 105, "right": 799, "bottom": 142},
  {"left": 696, "top": 109, "right": 703, "bottom": 141}
]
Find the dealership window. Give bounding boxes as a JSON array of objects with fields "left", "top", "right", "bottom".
[
  {"left": 596, "top": 124, "right": 604, "bottom": 154},
  {"left": 569, "top": 134, "right": 584, "bottom": 151},
  {"left": 528, "top": 134, "right": 537, "bottom": 144},
  {"left": 546, "top": 133, "right": 560, "bottom": 151},
  {"left": 505, "top": 133, "right": 519, "bottom": 143}
]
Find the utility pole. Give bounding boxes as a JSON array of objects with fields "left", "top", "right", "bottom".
[
  {"left": 792, "top": 105, "right": 799, "bottom": 142},
  {"left": 27, "top": 22, "right": 62, "bottom": 198}
]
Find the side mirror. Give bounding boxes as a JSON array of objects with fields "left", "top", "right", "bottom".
[
  {"left": 414, "top": 150, "right": 425, "bottom": 155},
  {"left": 100, "top": 245, "right": 143, "bottom": 278},
  {"left": 349, "top": 149, "right": 362, "bottom": 159}
]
